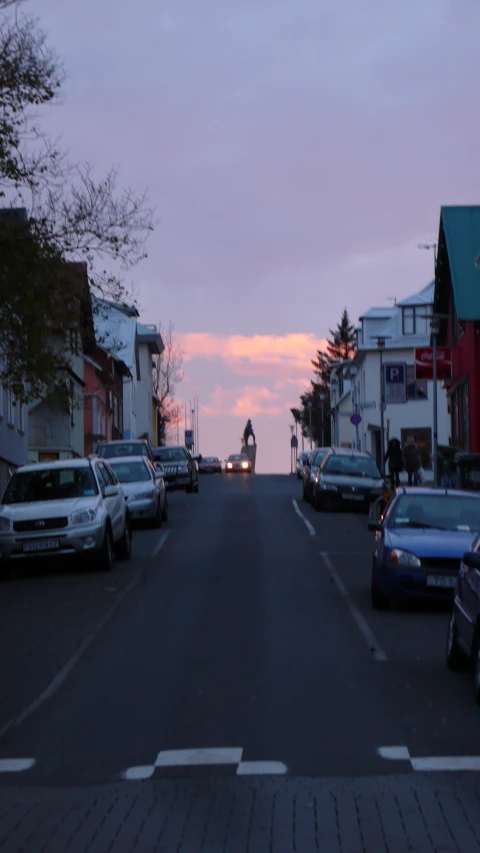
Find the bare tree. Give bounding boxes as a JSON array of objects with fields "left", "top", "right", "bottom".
[{"left": 152, "top": 321, "right": 185, "bottom": 443}]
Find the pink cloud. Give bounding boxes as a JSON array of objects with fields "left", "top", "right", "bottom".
[{"left": 202, "top": 383, "right": 282, "bottom": 417}]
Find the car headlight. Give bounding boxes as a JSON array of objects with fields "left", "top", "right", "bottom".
[
  {"left": 0, "top": 516, "right": 10, "bottom": 532},
  {"left": 227, "top": 463, "right": 233, "bottom": 469},
  {"left": 242, "top": 462, "right": 249, "bottom": 469},
  {"left": 71, "top": 507, "right": 98, "bottom": 525},
  {"left": 177, "top": 465, "right": 189, "bottom": 474},
  {"left": 390, "top": 548, "right": 421, "bottom": 568},
  {"left": 130, "top": 490, "right": 155, "bottom": 501}
]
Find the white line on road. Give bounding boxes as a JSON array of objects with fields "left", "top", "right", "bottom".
[
  {"left": 378, "top": 745, "right": 480, "bottom": 772},
  {"left": 320, "top": 552, "right": 387, "bottom": 662},
  {"left": 292, "top": 500, "right": 315, "bottom": 536},
  {"left": 151, "top": 530, "right": 170, "bottom": 557},
  {"left": 237, "top": 761, "right": 288, "bottom": 776},
  {"left": 0, "top": 758, "right": 35, "bottom": 773},
  {"left": 155, "top": 747, "right": 243, "bottom": 767}
]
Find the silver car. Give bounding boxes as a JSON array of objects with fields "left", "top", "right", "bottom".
[
  {"left": 0, "top": 458, "right": 131, "bottom": 577},
  {"left": 107, "top": 456, "right": 168, "bottom": 526}
]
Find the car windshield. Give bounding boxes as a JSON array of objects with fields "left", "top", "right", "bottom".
[
  {"left": 155, "top": 448, "right": 187, "bottom": 462},
  {"left": 389, "top": 494, "right": 480, "bottom": 531},
  {"left": 202, "top": 457, "right": 217, "bottom": 463},
  {"left": 324, "top": 455, "right": 381, "bottom": 479},
  {"left": 99, "top": 443, "right": 146, "bottom": 458},
  {"left": 2, "top": 467, "right": 99, "bottom": 504},
  {"left": 108, "top": 461, "right": 151, "bottom": 483},
  {"left": 312, "top": 450, "right": 328, "bottom": 466},
  {"left": 300, "top": 452, "right": 310, "bottom": 462},
  {"left": 229, "top": 455, "right": 245, "bottom": 461}
]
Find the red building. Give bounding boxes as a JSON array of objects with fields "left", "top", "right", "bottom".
[
  {"left": 434, "top": 206, "right": 480, "bottom": 451},
  {"left": 84, "top": 345, "right": 130, "bottom": 455}
]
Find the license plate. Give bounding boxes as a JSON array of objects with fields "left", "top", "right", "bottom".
[
  {"left": 342, "top": 493, "right": 364, "bottom": 501},
  {"left": 22, "top": 539, "right": 60, "bottom": 553},
  {"left": 426, "top": 575, "right": 456, "bottom": 588}
]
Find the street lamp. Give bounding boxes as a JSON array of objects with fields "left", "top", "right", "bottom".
[
  {"left": 376, "top": 337, "right": 386, "bottom": 476},
  {"left": 330, "top": 378, "right": 339, "bottom": 446},
  {"left": 319, "top": 392, "right": 326, "bottom": 448},
  {"left": 348, "top": 364, "right": 359, "bottom": 450},
  {"left": 307, "top": 400, "right": 313, "bottom": 449}
]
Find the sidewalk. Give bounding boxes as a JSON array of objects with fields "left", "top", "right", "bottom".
[{"left": 1, "top": 773, "right": 479, "bottom": 852}]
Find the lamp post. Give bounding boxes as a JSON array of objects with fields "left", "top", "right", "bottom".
[
  {"left": 349, "top": 364, "right": 359, "bottom": 450},
  {"left": 307, "top": 400, "right": 313, "bottom": 449},
  {"left": 376, "top": 337, "right": 386, "bottom": 476},
  {"left": 330, "top": 378, "right": 339, "bottom": 446},
  {"left": 319, "top": 392, "right": 326, "bottom": 447}
]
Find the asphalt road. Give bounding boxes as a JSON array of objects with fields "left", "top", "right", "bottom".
[{"left": 1, "top": 473, "right": 480, "bottom": 851}]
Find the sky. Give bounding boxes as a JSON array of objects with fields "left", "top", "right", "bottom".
[{"left": 31, "top": 0, "right": 480, "bottom": 471}]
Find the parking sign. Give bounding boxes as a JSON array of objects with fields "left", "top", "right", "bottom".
[
  {"left": 185, "top": 429, "right": 194, "bottom": 448},
  {"left": 384, "top": 363, "right": 406, "bottom": 404}
]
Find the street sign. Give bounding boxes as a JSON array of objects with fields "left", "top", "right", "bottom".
[
  {"left": 350, "top": 412, "right": 362, "bottom": 426},
  {"left": 184, "top": 429, "right": 194, "bottom": 448},
  {"left": 384, "top": 363, "right": 407, "bottom": 404},
  {"left": 415, "top": 347, "right": 452, "bottom": 380},
  {"left": 291, "top": 435, "right": 298, "bottom": 449}
]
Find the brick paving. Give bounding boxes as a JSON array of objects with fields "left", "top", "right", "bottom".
[{"left": 1, "top": 774, "right": 480, "bottom": 852}]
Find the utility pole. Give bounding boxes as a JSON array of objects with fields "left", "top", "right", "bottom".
[{"left": 376, "top": 337, "right": 386, "bottom": 477}]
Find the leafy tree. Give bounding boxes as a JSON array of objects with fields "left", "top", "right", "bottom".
[{"left": 0, "top": 3, "right": 154, "bottom": 401}]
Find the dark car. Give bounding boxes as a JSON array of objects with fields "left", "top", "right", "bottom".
[
  {"left": 312, "top": 448, "right": 384, "bottom": 512},
  {"left": 198, "top": 456, "right": 222, "bottom": 474},
  {"left": 369, "top": 488, "right": 480, "bottom": 609},
  {"left": 96, "top": 439, "right": 155, "bottom": 466},
  {"left": 446, "top": 532, "right": 480, "bottom": 703},
  {"left": 152, "top": 445, "right": 199, "bottom": 493},
  {"left": 225, "top": 454, "right": 251, "bottom": 473},
  {"left": 302, "top": 448, "right": 330, "bottom": 503}
]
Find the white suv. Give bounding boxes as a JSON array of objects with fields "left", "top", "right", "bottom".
[{"left": 0, "top": 458, "right": 132, "bottom": 578}]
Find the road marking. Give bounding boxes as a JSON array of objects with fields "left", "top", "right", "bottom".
[
  {"left": 151, "top": 530, "right": 170, "bottom": 557},
  {"left": 122, "top": 765, "right": 156, "bottom": 781},
  {"left": 0, "top": 758, "right": 35, "bottom": 773},
  {"left": 155, "top": 747, "right": 243, "bottom": 767},
  {"left": 320, "top": 552, "right": 387, "bottom": 662},
  {"left": 378, "top": 745, "right": 480, "bottom": 772},
  {"left": 292, "top": 500, "right": 315, "bottom": 536},
  {"left": 237, "top": 761, "right": 288, "bottom": 776}
]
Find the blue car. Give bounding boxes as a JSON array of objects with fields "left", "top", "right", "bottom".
[
  {"left": 446, "top": 536, "right": 480, "bottom": 703},
  {"left": 368, "top": 488, "right": 480, "bottom": 609}
]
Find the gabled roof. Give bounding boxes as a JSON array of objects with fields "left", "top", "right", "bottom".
[
  {"left": 396, "top": 281, "right": 434, "bottom": 307},
  {"left": 436, "top": 206, "right": 480, "bottom": 321},
  {"left": 359, "top": 306, "right": 397, "bottom": 320}
]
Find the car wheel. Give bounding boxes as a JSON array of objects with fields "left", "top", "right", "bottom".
[
  {"left": 116, "top": 517, "right": 132, "bottom": 561},
  {"left": 371, "top": 566, "right": 389, "bottom": 610},
  {"left": 313, "top": 488, "right": 323, "bottom": 512},
  {"left": 446, "top": 611, "right": 467, "bottom": 671},
  {"left": 186, "top": 477, "right": 193, "bottom": 493},
  {"left": 97, "top": 524, "right": 114, "bottom": 572},
  {"left": 161, "top": 496, "right": 169, "bottom": 522},
  {"left": 472, "top": 631, "right": 480, "bottom": 705}
]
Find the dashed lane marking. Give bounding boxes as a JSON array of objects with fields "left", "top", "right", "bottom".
[
  {"left": 151, "top": 530, "right": 170, "bottom": 558},
  {"left": 0, "top": 759, "right": 35, "bottom": 773},
  {"left": 120, "top": 747, "right": 289, "bottom": 780},
  {"left": 320, "top": 551, "right": 387, "bottom": 662},
  {"left": 292, "top": 500, "right": 315, "bottom": 536},
  {"left": 378, "top": 745, "right": 480, "bottom": 772}
]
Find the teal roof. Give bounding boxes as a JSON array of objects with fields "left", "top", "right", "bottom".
[{"left": 441, "top": 206, "right": 480, "bottom": 320}]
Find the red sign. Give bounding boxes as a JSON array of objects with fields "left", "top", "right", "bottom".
[{"left": 415, "top": 347, "right": 452, "bottom": 380}]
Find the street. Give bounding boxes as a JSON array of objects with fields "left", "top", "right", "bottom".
[{"left": 1, "top": 475, "right": 480, "bottom": 851}]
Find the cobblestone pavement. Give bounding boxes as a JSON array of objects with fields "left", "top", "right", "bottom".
[{"left": 1, "top": 774, "right": 480, "bottom": 852}]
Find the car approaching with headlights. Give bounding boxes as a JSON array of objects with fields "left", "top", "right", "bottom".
[
  {"left": 0, "top": 458, "right": 131, "bottom": 576},
  {"left": 225, "top": 454, "right": 251, "bottom": 473},
  {"left": 152, "top": 445, "right": 199, "bottom": 493},
  {"left": 198, "top": 456, "right": 222, "bottom": 474},
  {"left": 312, "top": 448, "right": 384, "bottom": 512},
  {"left": 106, "top": 456, "right": 167, "bottom": 527},
  {"left": 369, "top": 488, "right": 480, "bottom": 609}
]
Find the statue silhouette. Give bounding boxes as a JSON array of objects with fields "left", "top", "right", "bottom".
[{"left": 243, "top": 419, "right": 256, "bottom": 446}]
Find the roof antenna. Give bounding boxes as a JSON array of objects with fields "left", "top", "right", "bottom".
[{"left": 386, "top": 297, "right": 397, "bottom": 305}]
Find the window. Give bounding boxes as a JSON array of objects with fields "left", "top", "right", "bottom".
[
  {"left": 406, "top": 365, "right": 428, "bottom": 400},
  {"left": 402, "top": 305, "right": 433, "bottom": 335}
]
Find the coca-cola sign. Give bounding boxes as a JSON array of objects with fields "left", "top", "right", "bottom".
[{"left": 415, "top": 347, "right": 452, "bottom": 380}]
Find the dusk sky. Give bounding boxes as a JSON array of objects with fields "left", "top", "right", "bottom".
[{"left": 35, "top": 0, "right": 480, "bottom": 471}]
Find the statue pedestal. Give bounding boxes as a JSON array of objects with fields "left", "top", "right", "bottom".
[{"left": 242, "top": 443, "right": 257, "bottom": 472}]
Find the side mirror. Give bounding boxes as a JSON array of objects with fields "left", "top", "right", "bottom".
[
  {"left": 462, "top": 551, "right": 480, "bottom": 570},
  {"left": 368, "top": 521, "right": 383, "bottom": 532},
  {"left": 104, "top": 485, "right": 119, "bottom": 498}
]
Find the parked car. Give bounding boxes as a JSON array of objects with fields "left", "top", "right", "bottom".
[
  {"left": 312, "top": 448, "right": 384, "bottom": 512},
  {"left": 369, "top": 488, "right": 480, "bottom": 609},
  {"left": 225, "top": 454, "right": 251, "bottom": 473},
  {"left": 296, "top": 451, "right": 311, "bottom": 480},
  {"left": 106, "top": 456, "right": 168, "bottom": 527},
  {"left": 96, "top": 439, "right": 155, "bottom": 466},
  {"left": 152, "top": 445, "right": 199, "bottom": 493},
  {"left": 446, "top": 534, "right": 480, "bottom": 703},
  {"left": 198, "top": 456, "right": 222, "bottom": 474},
  {"left": 0, "top": 458, "right": 132, "bottom": 577},
  {"left": 303, "top": 448, "right": 330, "bottom": 503}
]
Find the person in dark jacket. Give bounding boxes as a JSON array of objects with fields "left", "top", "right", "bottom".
[
  {"left": 404, "top": 436, "right": 421, "bottom": 486},
  {"left": 385, "top": 437, "right": 403, "bottom": 489}
]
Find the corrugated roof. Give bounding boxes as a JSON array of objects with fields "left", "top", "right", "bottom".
[{"left": 441, "top": 206, "right": 480, "bottom": 320}]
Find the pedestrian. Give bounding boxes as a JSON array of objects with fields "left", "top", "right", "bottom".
[
  {"left": 404, "top": 436, "right": 421, "bottom": 486},
  {"left": 385, "top": 437, "right": 403, "bottom": 489}
]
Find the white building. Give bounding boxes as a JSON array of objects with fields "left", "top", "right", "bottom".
[
  {"left": 330, "top": 282, "right": 450, "bottom": 474},
  {"left": 95, "top": 300, "right": 163, "bottom": 445}
]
